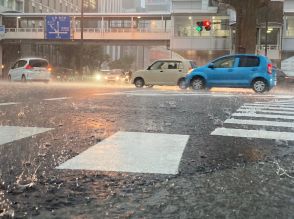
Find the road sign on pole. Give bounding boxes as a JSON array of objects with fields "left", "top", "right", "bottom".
[{"left": 46, "top": 16, "right": 71, "bottom": 40}]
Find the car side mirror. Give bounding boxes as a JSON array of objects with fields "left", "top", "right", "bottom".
[
  {"left": 208, "top": 63, "right": 215, "bottom": 69},
  {"left": 147, "top": 66, "right": 151, "bottom": 70}
]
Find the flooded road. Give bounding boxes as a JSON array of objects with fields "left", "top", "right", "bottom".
[{"left": 0, "top": 81, "right": 294, "bottom": 218}]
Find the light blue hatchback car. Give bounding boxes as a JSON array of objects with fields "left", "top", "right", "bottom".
[{"left": 184, "top": 54, "right": 277, "bottom": 93}]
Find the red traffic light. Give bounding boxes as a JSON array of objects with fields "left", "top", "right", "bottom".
[{"left": 203, "top": 20, "right": 211, "bottom": 27}]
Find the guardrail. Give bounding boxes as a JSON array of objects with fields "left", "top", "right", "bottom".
[
  {"left": 74, "top": 27, "right": 168, "bottom": 33},
  {"left": 256, "top": 45, "right": 280, "bottom": 51},
  {"left": 6, "top": 28, "right": 44, "bottom": 33}
]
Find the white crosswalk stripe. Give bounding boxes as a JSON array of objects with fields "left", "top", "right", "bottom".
[
  {"left": 0, "top": 126, "right": 53, "bottom": 145},
  {"left": 240, "top": 106, "right": 294, "bottom": 111},
  {"left": 224, "top": 118, "right": 294, "bottom": 128},
  {"left": 237, "top": 109, "right": 294, "bottom": 115},
  {"left": 211, "top": 99, "right": 294, "bottom": 141},
  {"left": 211, "top": 128, "right": 294, "bottom": 141}
]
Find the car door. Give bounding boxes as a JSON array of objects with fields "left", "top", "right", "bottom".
[
  {"left": 158, "top": 61, "right": 184, "bottom": 85},
  {"left": 236, "top": 56, "right": 261, "bottom": 86},
  {"left": 9, "top": 61, "right": 19, "bottom": 80},
  {"left": 205, "top": 56, "right": 237, "bottom": 86},
  {"left": 10, "top": 60, "right": 27, "bottom": 81},
  {"left": 144, "top": 61, "right": 165, "bottom": 84}
]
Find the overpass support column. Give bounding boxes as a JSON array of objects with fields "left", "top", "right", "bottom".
[
  {"left": 0, "top": 43, "right": 2, "bottom": 79},
  {"left": 0, "top": 15, "right": 2, "bottom": 79}
]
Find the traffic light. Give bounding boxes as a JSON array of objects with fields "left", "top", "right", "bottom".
[
  {"left": 195, "top": 20, "right": 211, "bottom": 32},
  {"left": 196, "top": 21, "right": 203, "bottom": 32},
  {"left": 203, "top": 20, "right": 211, "bottom": 31}
]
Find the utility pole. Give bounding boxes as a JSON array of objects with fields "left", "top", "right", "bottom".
[
  {"left": 80, "top": 0, "right": 84, "bottom": 78},
  {"left": 264, "top": 2, "right": 269, "bottom": 56}
]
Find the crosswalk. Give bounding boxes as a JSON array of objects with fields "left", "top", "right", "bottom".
[
  {"left": 211, "top": 99, "right": 294, "bottom": 141},
  {"left": 1, "top": 95, "right": 294, "bottom": 175}
]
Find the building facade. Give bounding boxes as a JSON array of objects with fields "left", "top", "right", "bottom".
[
  {"left": 0, "top": 0, "right": 24, "bottom": 12},
  {"left": 24, "top": 0, "right": 81, "bottom": 13}
]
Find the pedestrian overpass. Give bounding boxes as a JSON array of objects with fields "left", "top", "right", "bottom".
[{"left": 0, "top": 12, "right": 171, "bottom": 43}]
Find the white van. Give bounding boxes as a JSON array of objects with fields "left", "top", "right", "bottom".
[{"left": 8, "top": 58, "right": 51, "bottom": 82}]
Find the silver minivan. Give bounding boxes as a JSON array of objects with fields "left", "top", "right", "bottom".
[
  {"left": 8, "top": 58, "right": 51, "bottom": 82},
  {"left": 131, "top": 59, "right": 197, "bottom": 88}
]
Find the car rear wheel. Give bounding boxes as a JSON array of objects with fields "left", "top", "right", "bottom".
[
  {"left": 178, "top": 78, "right": 187, "bottom": 90},
  {"left": 252, "top": 79, "right": 267, "bottom": 93},
  {"left": 21, "top": 75, "right": 26, "bottom": 82},
  {"left": 134, "top": 78, "right": 144, "bottom": 88},
  {"left": 191, "top": 77, "right": 205, "bottom": 90}
]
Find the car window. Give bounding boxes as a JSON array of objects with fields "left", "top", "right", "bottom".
[
  {"left": 166, "top": 62, "right": 178, "bottom": 69},
  {"left": 11, "top": 62, "right": 18, "bottom": 69},
  {"left": 238, "top": 56, "right": 260, "bottom": 67},
  {"left": 29, "top": 59, "right": 48, "bottom": 68},
  {"left": 178, "top": 62, "right": 184, "bottom": 69},
  {"left": 189, "top": 61, "right": 197, "bottom": 68},
  {"left": 213, "top": 56, "right": 235, "bottom": 68},
  {"left": 13, "top": 60, "right": 27, "bottom": 69},
  {"left": 150, "top": 61, "right": 164, "bottom": 70}
]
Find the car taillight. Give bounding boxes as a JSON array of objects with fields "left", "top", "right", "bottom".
[
  {"left": 25, "top": 65, "right": 33, "bottom": 70},
  {"left": 267, "top": 63, "right": 272, "bottom": 74},
  {"left": 48, "top": 67, "right": 52, "bottom": 72}
]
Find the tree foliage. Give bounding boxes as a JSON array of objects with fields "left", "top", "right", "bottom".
[
  {"left": 216, "top": 0, "right": 278, "bottom": 54},
  {"left": 58, "top": 45, "right": 110, "bottom": 73},
  {"left": 108, "top": 55, "right": 135, "bottom": 71}
]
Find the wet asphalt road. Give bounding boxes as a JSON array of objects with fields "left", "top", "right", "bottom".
[{"left": 0, "top": 81, "right": 294, "bottom": 218}]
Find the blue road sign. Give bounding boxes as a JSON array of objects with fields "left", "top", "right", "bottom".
[{"left": 46, "top": 16, "right": 70, "bottom": 40}]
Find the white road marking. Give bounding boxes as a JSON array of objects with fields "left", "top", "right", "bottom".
[
  {"left": 244, "top": 103, "right": 294, "bottom": 108},
  {"left": 240, "top": 106, "right": 294, "bottom": 111},
  {"left": 232, "top": 112, "right": 294, "bottom": 120},
  {"left": 211, "top": 128, "right": 294, "bottom": 141},
  {"left": 237, "top": 108, "right": 294, "bottom": 115},
  {"left": 57, "top": 131, "right": 190, "bottom": 175},
  {"left": 44, "top": 97, "right": 72, "bottom": 101},
  {"left": 0, "top": 126, "right": 53, "bottom": 145},
  {"left": 123, "top": 91, "right": 294, "bottom": 99},
  {"left": 254, "top": 101, "right": 294, "bottom": 104},
  {"left": 94, "top": 92, "right": 124, "bottom": 96},
  {"left": 224, "top": 118, "right": 294, "bottom": 128},
  {"left": 0, "top": 102, "right": 19, "bottom": 106}
]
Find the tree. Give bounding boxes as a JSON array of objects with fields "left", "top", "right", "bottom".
[
  {"left": 216, "top": 0, "right": 275, "bottom": 54},
  {"left": 108, "top": 55, "right": 135, "bottom": 71},
  {"left": 58, "top": 45, "right": 110, "bottom": 73}
]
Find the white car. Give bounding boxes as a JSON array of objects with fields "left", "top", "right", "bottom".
[
  {"left": 8, "top": 58, "right": 51, "bottom": 82},
  {"left": 131, "top": 59, "right": 197, "bottom": 88}
]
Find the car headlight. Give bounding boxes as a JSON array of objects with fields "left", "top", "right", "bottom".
[
  {"left": 116, "top": 76, "right": 120, "bottom": 80},
  {"left": 95, "top": 75, "right": 101, "bottom": 81}
]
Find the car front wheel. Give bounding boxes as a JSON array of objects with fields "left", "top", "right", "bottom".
[
  {"left": 191, "top": 77, "right": 205, "bottom": 90},
  {"left": 252, "top": 79, "right": 267, "bottom": 93},
  {"left": 134, "top": 78, "right": 144, "bottom": 88}
]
